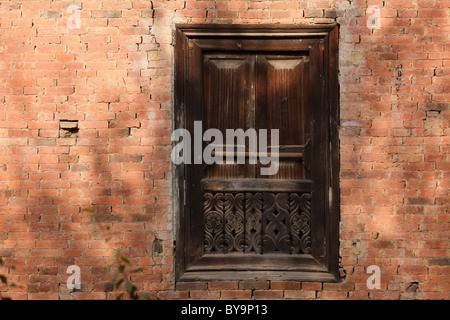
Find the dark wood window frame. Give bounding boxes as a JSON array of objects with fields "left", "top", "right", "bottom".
[{"left": 173, "top": 24, "right": 340, "bottom": 282}]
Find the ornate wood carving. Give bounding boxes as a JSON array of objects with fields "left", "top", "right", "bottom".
[
  {"left": 203, "top": 192, "right": 224, "bottom": 253},
  {"left": 203, "top": 191, "right": 311, "bottom": 254},
  {"left": 244, "top": 192, "right": 263, "bottom": 253},
  {"left": 289, "top": 193, "right": 311, "bottom": 254},
  {"left": 262, "top": 193, "right": 291, "bottom": 253},
  {"left": 224, "top": 193, "right": 245, "bottom": 253}
]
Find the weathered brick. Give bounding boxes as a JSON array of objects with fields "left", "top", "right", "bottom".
[
  {"left": 176, "top": 282, "right": 207, "bottom": 291},
  {"left": 270, "top": 281, "right": 300, "bottom": 290},
  {"left": 0, "top": 0, "right": 448, "bottom": 302},
  {"left": 253, "top": 290, "right": 284, "bottom": 299},
  {"left": 92, "top": 10, "right": 122, "bottom": 18},
  {"left": 189, "top": 290, "right": 221, "bottom": 299},
  {"left": 238, "top": 280, "right": 270, "bottom": 290},
  {"left": 284, "top": 290, "right": 316, "bottom": 299},
  {"left": 41, "top": 10, "right": 61, "bottom": 19},
  {"left": 220, "top": 290, "right": 252, "bottom": 299}
]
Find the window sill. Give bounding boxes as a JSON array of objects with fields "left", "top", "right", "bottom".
[{"left": 178, "top": 254, "right": 338, "bottom": 282}]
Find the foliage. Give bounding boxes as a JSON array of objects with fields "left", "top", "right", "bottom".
[
  {"left": 0, "top": 257, "right": 15, "bottom": 300},
  {"left": 84, "top": 206, "right": 151, "bottom": 300},
  {"left": 111, "top": 254, "right": 149, "bottom": 300}
]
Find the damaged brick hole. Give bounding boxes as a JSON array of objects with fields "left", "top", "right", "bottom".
[
  {"left": 351, "top": 239, "right": 362, "bottom": 250},
  {"left": 426, "top": 110, "right": 441, "bottom": 118},
  {"left": 406, "top": 282, "right": 419, "bottom": 293},
  {"left": 152, "top": 235, "right": 163, "bottom": 254},
  {"left": 425, "top": 102, "right": 448, "bottom": 118},
  {"left": 59, "top": 120, "right": 79, "bottom": 138},
  {"left": 351, "top": 239, "right": 363, "bottom": 256}
]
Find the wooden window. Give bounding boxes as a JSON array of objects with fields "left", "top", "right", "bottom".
[{"left": 174, "top": 24, "right": 339, "bottom": 282}]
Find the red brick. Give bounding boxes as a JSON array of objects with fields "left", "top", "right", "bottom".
[
  {"left": 370, "top": 291, "right": 401, "bottom": 300},
  {"left": 220, "top": 290, "right": 252, "bottom": 299},
  {"left": 302, "top": 282, "right": 322, "bottom": 291},
  {"left": 29, "top": 293, "right": 60, "bottom": 300},
  {"left": 270, "top": 281, "right": 300, "bottom": 290},
  {"left": 235, "top": 280, "right": 268, "bottom": 290},
  {"left": 189, "top": 290, "right": 221, "bottom": 299},
  {"left": 322, "top": 283, "right": 355, "bottom": 291},
  {"left": 157, "top": 291, "right": 189, "bottom": 300},
  {"left": 253, "top": 290, "right": 284, "bottom": 299},
  {"left": 348, "top": 291, "right": 369, "bottom": 299},
  {"left": 0, "top": 0, "right": 448, "bottom": 302},
  {"left": 318, "top": 291, "right": 349, "bottom": 300},
  {"left": 284, "top": 290, "right": 316, "bottom": 299}
]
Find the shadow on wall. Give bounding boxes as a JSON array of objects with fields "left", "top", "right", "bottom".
[{"left": 337, "top": 0, "right": 449, "bottom": 298}]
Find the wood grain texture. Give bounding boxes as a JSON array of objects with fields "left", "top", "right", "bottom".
[{"left": 174, "top": 24, "right": 339, "bottom": 282}]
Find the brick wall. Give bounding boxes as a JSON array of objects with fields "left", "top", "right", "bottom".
[{"left": 0, "top": 0, "right": 448, "bottom": 300}]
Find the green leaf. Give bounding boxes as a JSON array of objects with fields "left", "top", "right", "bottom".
[
  {"left": 116, "top": 293, "right": 123, "bottom": 300},
  {"left": 120, "top": 256, "right": 130, "bottom": 265},
  {"left": 114, "top": 279, "right": 124, "bottom": 290},
  {"left": 82, "top": 207, "right": 95, "bottom": 213},
  {"left": 111, "top": 272, "right": 119, "bottom": 284},
  {"left": 118, "top": 265, "right": 125, "bottom": 273},
  {"left": 0, "top": 275, "right": 7, "bottom": 284},
  {"left": 125, "top": 281, "right": 139, "bottom": 300},
  {"left": 131, "top": 267, "right": 144, "bottom": 273},
  {"left": 125, "top": 281, "right": 133, "bottom": 294}
]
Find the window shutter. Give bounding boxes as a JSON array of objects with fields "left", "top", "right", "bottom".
[{"left": 174, "top": 24, "right": 340, "bottom": 282}]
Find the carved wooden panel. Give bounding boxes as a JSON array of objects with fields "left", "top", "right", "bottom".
[
  {"left": 203, "top": 193, "right": 224, "bottom": 253},
  {"left": 203, "top": 53, "right": 311, "bottom": 181},
  {"left": 204, "top": 192, "right": 311, "bottom": 254},
  {"left": 255, "top": 54, "right": 310, "bottom": 180},
  {"left": 289, "top": 193, "right": 312, "bottom": 254},
  {"left": 262, "top": 193, "right": 291, "bottom": 253},
  {"left": 244, "top": 192, "right": 263, "bottom": 253},
  {"left": 223, "top": 193, "right": 245, "bottom": 253},
  {"left": 204, "top": 193, "right": 246, "bottom": 253},
  {"left": 204, "top": 54, "right": 254, "bottom": 180}
]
